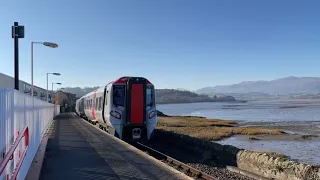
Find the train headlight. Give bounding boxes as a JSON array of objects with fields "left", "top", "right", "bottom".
[
  {"left": 149, "top": 110, "right": 156, "bottom": 119},
  {"left": 110, "top": 111, "right": 121, "bottom": 119}
]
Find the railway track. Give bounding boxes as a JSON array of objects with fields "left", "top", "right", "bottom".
[
  {"left": 134, "top": 142, "right": 217, "bottom": 180},
  {"left": 78, "top": 115, "right": 255, "bottom": 180}
]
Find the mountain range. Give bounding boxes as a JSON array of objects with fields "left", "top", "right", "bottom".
[
  {"left": 59, "top": 76, "right": 320, "bottom": 102},
  {"left": 60, "top": 87, "right": 239, "bottom": 104},
  {"left": 195, "top": 76, "right": 320, "bottom": 95}
]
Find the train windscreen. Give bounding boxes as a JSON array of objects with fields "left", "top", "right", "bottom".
[
  {"left": 113, "top": 85, "right": 125, "bottom": 107},
  {"left": 146, "top": 85, "right": 154, "bottom": 107}
]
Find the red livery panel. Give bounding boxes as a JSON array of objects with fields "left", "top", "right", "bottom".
[{"left": 130, "top": 84, "right": 144, "bottom": 124}]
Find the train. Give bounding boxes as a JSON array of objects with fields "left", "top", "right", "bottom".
[{"left": 75, "top": 76, "right": 157, "bottom": 142}]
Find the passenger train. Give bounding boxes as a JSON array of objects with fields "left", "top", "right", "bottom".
[{"left": 75, "top": 76, "right": 157, "bottom": 142}]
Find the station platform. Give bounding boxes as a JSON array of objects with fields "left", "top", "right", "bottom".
[{"left": 37, "top": 113, "right": 191, "bottom": 180}]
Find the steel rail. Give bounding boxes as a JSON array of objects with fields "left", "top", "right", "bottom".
[{"left": 135, "top": 142, "right": 217, "bottom": 180}]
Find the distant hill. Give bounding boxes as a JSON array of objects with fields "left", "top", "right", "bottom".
[
  {"left": 196, "top": 76, "right": 320, "bottom": 95},
  {"left": 155, "top": 89, "right": 237, "bottom": 104},
  {"left": 175, "top": 88, "right": 190, "bottom": 91},
  {"left": 60, "top": 86, "right": 100, "bottom": 98},
  {"left": 60, "top": 87, "right": 238, "bottom": 104},
  {"left": 205, "top": 92, "right": 279, "bottom": 101}
]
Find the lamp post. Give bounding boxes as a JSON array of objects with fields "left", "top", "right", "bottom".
[
  {"left": 47, "top": 72, "right": 61, "bottom": 102},
  {"left": 31, "top": 41, "right": 58, "bottom": 98},
  {"left": 52, "top": 82, "right": 62, "bottom": 104}
]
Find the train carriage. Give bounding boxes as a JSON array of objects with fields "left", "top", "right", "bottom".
[
  {"left": 76, "top": 76, "right": 157, "bottom": 142},
  {"left": 75, "top": 97, "right": 85, "bottom": 118}
]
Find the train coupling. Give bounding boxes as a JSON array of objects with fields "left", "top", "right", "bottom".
[{"left": 132, "top": 128, "right": 142, "bottom": 139}]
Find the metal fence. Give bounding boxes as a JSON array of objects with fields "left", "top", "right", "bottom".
[{"left": 0, "top": 88, "right": 60, "bottom": 180}]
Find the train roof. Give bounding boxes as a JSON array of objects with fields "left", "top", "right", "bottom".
[
  {"left": 105, "top": 76, "right": 153, "bottom": 86},
  {"left": 80, "top": 76, "right": 153, "bottom": 99}
]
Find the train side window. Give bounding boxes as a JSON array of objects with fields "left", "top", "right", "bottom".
[
  {"left": 95, "top": 98, "right": 98, "bottom": 110},
  {"left": 87, "top": 100, "right": 89, "bottom": 109},
  {"left": 90, "top": 99, "right": 92, "bottom": 108},
  {"left": 97, "top": 98, "right": 100, "bottom": 110},
  {"left": 99, "top": 97, "right": 102, "bottom": 110},
  {"left": 105, "top": 91, "right": 108, "bottom": 105}
]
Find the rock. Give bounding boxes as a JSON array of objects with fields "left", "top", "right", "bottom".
[
  {"left": 156, "top": 110, "right": 169, "bottom": 117},
  {"left": 248, "top": 136, "right": 260, "bottom": 140}
]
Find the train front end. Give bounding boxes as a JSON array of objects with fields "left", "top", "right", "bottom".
[{"left": 110, "top": 77, "right": 157, "bottom": 142}]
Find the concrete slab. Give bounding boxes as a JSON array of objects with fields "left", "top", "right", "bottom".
[{"left": 39, "top": 113, "right": 192, "bottom": 180}]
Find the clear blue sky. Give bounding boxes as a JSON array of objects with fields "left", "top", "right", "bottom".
[{"left": 1, "top": 0, "right": 320, "bottom": 91}]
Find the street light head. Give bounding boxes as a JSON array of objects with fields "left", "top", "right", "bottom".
[
  {"left": 43, "top": 42, "right": 58, "bottom": 48},
  {"left": 56, "top": 83, "right": 62, "bottom": 85},
  {"left": 53, "top": 73, "right": 61, "bottom": 76}
]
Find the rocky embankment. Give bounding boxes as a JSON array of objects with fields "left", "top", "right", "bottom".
[
  {"left": 150, "top": 130, "right": 320, "bottom": 180},
  {"left": 154, "top": 110, "right": 320, "bottom": 180}
]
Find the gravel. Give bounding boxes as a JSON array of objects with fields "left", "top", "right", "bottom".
[
  {"left": 187, "top": 163, "right": 255, "bottom": 180},
  {"left": 144, "top": 139, "right": 255, "bottom": 180}
]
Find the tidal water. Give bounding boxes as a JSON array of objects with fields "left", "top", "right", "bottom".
[{"left": 157, "top": 102, "right": 320, "bottom": 165}]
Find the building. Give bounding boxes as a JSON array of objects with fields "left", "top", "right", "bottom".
[
  {"left": 0, "top": 72, "right": 54, "bottom": 102},
  {"left": 53, "top": 91, "right": 77, "bottom": 111}
]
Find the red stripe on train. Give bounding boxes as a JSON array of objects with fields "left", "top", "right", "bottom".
[{"left": 130, "top": 84, "right": 144, "bottom": 124}]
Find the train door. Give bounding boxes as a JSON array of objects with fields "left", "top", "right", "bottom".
[{"left": 127, "top": 77, "right": 147, "bottom": 125}]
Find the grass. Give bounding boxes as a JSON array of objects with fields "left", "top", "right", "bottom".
[
  {"left": 157, "top": 116, "right": 236, "bottom": 127},
  {"left": 157, "top": 116, "right": 285, "bottom": 141}
]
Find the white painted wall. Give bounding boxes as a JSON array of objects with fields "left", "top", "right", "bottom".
[{"left": 0, "top": 88, "right": 60, "bottom": 180}]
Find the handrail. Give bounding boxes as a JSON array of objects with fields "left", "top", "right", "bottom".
[{"left": 0, "top": 126, "right": 29, "bottom": 178}]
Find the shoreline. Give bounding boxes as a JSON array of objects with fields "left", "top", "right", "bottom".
[
  {"left": 157, "top": 109, "right": 320, "bottom": 142},
  {"left": 156, "top": 111, "right": 320, "bottom": 165},
  {"left": 156, "top": 100, "right": 248, "bottom": 105},
  {"left": 157, "top": 115, "right": 319, "bottom": 142},
  {"left": 156, "top": 113, "right": 286, "bottom": 141}
]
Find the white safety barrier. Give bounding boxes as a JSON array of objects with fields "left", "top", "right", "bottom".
[{"left": 0, "top": 88, "right": 60, "bottom": 180}]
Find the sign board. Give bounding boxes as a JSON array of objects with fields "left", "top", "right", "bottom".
[{"left": 12, "top": 25, "right": 25, "bottom": 38}]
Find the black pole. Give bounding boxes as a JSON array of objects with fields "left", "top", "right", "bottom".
[{"left": 13, "top": 22, "right": 19, "bottom": 90}]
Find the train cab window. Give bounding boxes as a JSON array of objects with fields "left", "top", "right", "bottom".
[
  {"left": 113, "top": 85, "right": 125, "bottom": 107},
  {"left": 146, "top": 86, "right": 154, "bottom": 107}
]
